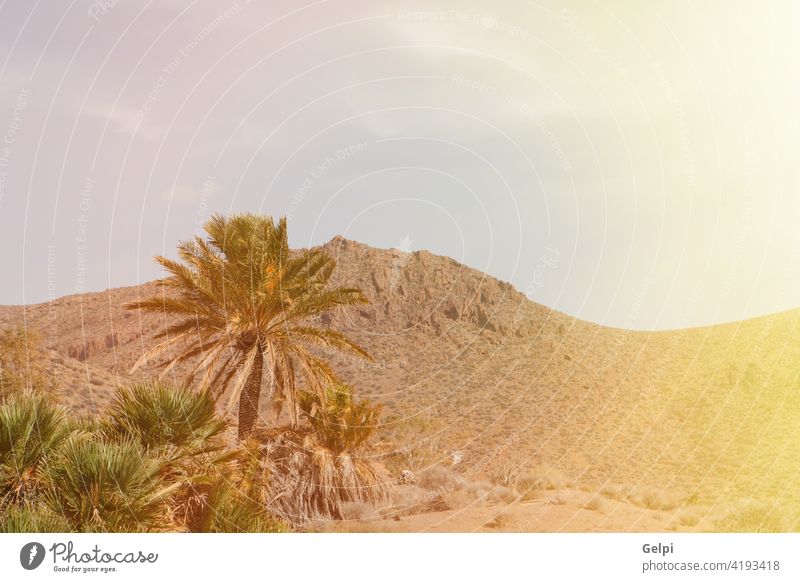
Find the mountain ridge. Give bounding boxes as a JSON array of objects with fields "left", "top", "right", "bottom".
[{"left": 2, "top": 236, "right": 800, "bottom": 514}]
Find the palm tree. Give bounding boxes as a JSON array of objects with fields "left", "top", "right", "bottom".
[
  {"left": 126, "top": 214, "right": 371, "bottom": 440},
  {"left": 252, "top": 383, "right": 390, "bottom": 523}
]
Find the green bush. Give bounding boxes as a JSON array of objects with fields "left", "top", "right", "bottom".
[
  {"left": 0, "top": 502, "right": 70, "bottom": 532},
  {"left": 42, "top": 436, "right": 178, "bottom": 532},
  {"left": 101, "top": 381, "right": 228, "bottom": 455},
  {"left": 185, "top": 477, "right": 288, "bottom": 533},
  {"left": 0, "top": 391, "right": 74, "bottom": 503}
]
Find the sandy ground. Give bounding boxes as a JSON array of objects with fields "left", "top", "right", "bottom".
[{"left": 317, "top": 488, "right": 709, "bottom": 533}]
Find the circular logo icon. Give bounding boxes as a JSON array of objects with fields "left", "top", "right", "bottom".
[{"left": 20, "top": 542, "right": 46, "bottom": 570}]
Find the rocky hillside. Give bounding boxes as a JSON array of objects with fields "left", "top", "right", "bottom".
[{"left": 2, "top": 236, "right": 800, "bottom": 517}]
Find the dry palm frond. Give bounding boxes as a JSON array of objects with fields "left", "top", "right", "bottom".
[{"left": 245, "top": 387, "right": 391, "bottom": 524}]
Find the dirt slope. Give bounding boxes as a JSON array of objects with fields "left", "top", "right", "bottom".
[{"left": 2, "top": 236, "right": 800, "bottom": 526}]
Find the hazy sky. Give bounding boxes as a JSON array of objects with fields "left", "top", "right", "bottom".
[{"left": 0, "top": 0, "right": 798, "bottom": 330}]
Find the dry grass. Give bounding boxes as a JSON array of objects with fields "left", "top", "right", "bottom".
[
  {"left": 626, "top": 487, "right": 685, "bottom": 511},
  {"left": 339, "top": 501, "right": 379, "bottom": 521},
  {"left": 546, "top": 493, "right": 567, "bottom": 506},
  {"left": 713, "top": 502, "right": 789, "bottom": 533},
  {"left": 484, "top": 511, "right": 514, "bottom": 529},
  {"left": 418, "top": 464, "right": 464, "bottom": 492},
  {"left": 600, "top": 483, "right": 629, "bottom": 501},
  {"left": 514, "top": 468, "right": 572, "bottom": 501},
  {"left": 675, "top": 507, "right": 704, "bottom": 528},
  {"left": 582, "top": 496, "right": 606, "bottom": 511}
]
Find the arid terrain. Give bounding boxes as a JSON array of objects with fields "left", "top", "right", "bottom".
[{"left": 3, "top": 236, "right": 800, "bottom": 532}]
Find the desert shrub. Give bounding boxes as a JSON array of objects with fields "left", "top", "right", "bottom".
[
  {"left": 463, "top": 479, "right": 493, "bottom": 502},
  {"left": 627, "top": 487, "right": 684, "bottom": 511},
  {"left": 515, "top": 468, "right": 569, "bottom": 500},
  {"left": 418, "top": 464, "right": 463, "bottom": 492},
  {"left": 600, "top": 483, "right": 629, "bottom": 501},
  {"left": 0, "top": 502, "right": 70, "bottom": 532},
  {"left": 381, "top": 407, "right": 446, "bottom": 472},
  {"left": 676, "top": 507, "right": 704, "bottom": 528},
  {"left": 387, "top": 484, "right": 430, "bottom": 515},
  {"left": 714, "top": 502, "right": 789, "bottom": 533},
  {"left": 489, "top": 459, "right": 519, "bottom": 487},
  {"left": 0, "top": 391, "right": 74, "bottom": 504},
  {"left": 485, "top": 511, "right": 515, "bottom": 529},
  {"left": 546, "top": 493, "right": 567, "bottom": 505},
  {"left": 183, "top": 477, "right": 287, "bottom": 533},
  {"left": 488, "top": 485, "right": 518, "bottom": 505},
  {"left": 339, "top": 501, "right": 378, "bottom": 521},
  {"left": 582, "top": 496, "right": 606, "bottom": 511},
  {"left": 441, "top": 488, "right": 477, "bottom": 511},
  {"left": 41, "top": 436, "right": 178, "bottom": 532}
]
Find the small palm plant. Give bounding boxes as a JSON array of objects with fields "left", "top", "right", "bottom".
[
  {"left": 184, "top": 476, "right": 287, "bottom": 533},
  {"left": 298, "top": 382, "right": 383, "bottom": 453},
  {"left": 253, "top": 384, "right": 390, "bottom": 523},
  {"left": 99, "top": 381, "right": 246, "bottom": 531},
  {"left": 41, "top": 436, "right": 179, "bottom": 532},
  {"left": 0, "top": 502, "right": 70, "bottom": 533},
  {"left": 100, "top": 381, "right": 230, "bottom": 461},
  {"left": 0, "top": 391, "right": 74, "bottom": 505},
  {"left": 125, "top": 214, "right": 371, "bottom": 440}
]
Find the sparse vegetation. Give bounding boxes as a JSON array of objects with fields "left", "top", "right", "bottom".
[
  {"left": 626, "top": 487, "right": 685, "bottom": 512},
  {"left": 675, "top": 507, "right": 704, "bottom": 528},
  {"left": 0, "top": 326, "right": 51, "bottom": 401},
  {"left": 600, "top": 483, "right": 629, "bottom": 501},
  {"left": 582, "top": 496, "right": 605, "bottom": 511},
  {"left": 546, "top": 493, "right": 568, "bottom": 506},
  {"left": 714, "top": 502, "right": 789, "bottom": 533},
  {"left": 382, "top": 408, "right": 447, "bottom": 474},
  {"left": 418, "top": 464, "right": 464, "bottom": 492},
  {"left": 514, "top": 468, "right": 571, "bottom": 500},
  {"left": 485, "top": 511, "right": 514, "bottom": 529}
]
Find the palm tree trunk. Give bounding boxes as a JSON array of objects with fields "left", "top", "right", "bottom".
[{"left": 237, "top": 348, "right": 264, "bottom": 440}]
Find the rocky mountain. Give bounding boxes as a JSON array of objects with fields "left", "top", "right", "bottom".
[{"left": 2, "top": 236, "right": 800, "bottom": 515}]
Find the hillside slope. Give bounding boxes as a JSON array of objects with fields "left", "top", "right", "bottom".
[{"left": 2, "top": 236, "right": 800, "bottom": 522}]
